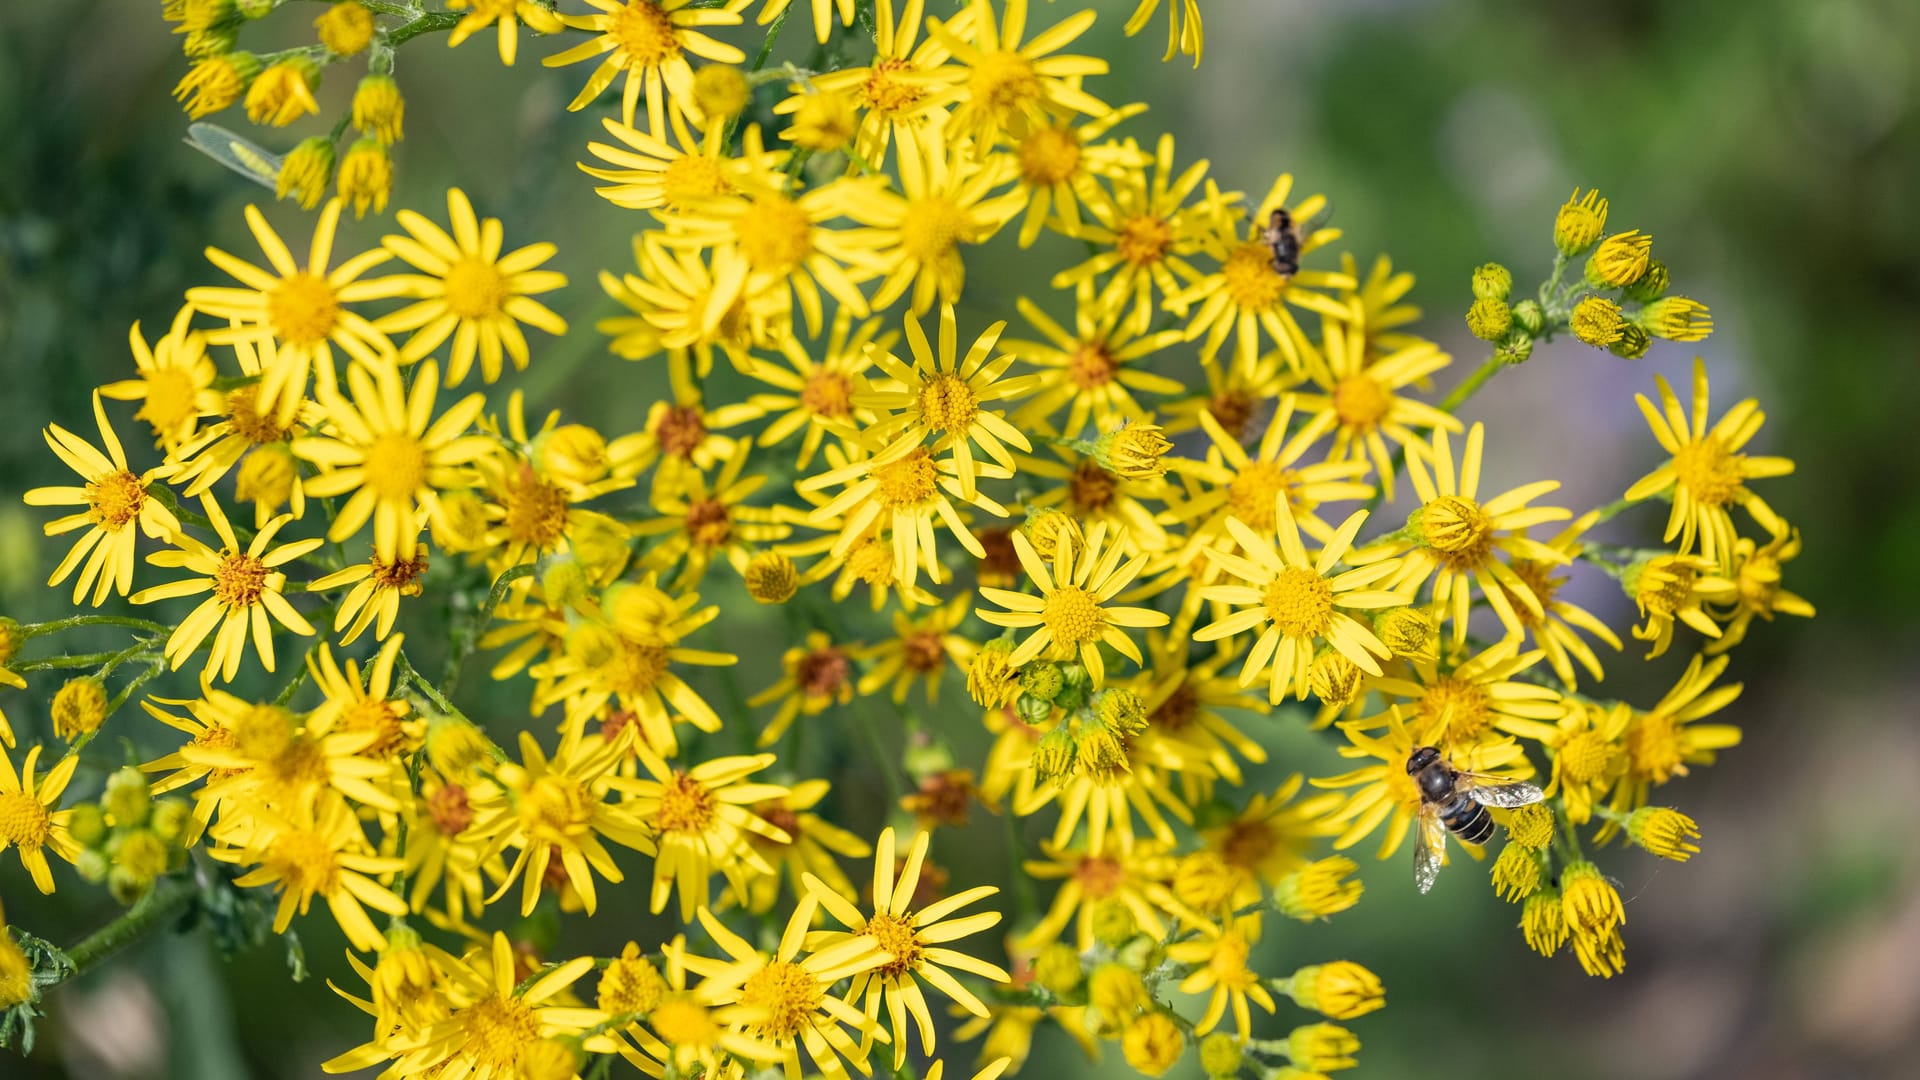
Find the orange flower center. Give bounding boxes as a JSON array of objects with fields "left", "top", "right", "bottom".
[
  {"left": 500, "top": 465, "right": 570, "bottom": 552},
  {"left": 655, "top": 771, "right": 716, "bottom": 833},
  {"left": 607, "top": 0, "right": 681, "bottom": 66},
  {"left": 1261, "top": 567, "right": 1333, "bottom": 639},
  {"left": 899, "top": 194, "right": 967, "bottom": 263},
  {"left": 266, "top": 271, "right": 340, "bottom": 347},
  {"left": 916, "top": 373, "right": 978, "bottom": 433},
  {"left": 654, "top": 405, "right": 708, "bottom": 458},
  {"left": 1115, "top": 214, "right": 1172, "bottom": 266},
  {"left": 1041, "top": 585, "right": 1103, "bottom": 651},
  {"left": 224, "top": 386, "right": 294, "bottom": 444},
  {"left": 362, "top": 433, "right": 428, "bottom": 502},
  {"left": 213, "top": 550, "right": 270, "bottom": 609},
  {"left": 1671, "top": 435, "right": 1743, "bottom": 508},
  {"left": 1018, "top": 124, "right": 1081, "bottom": 186},
  {"left": 1226, "top": 460, "right": 1299, "bottom": 533},
  {"left": 799, "top": 369, "right": 853, "bottom": 419},
  {"left": 442, "top": 256, "right": 509, "bottom": 320},
  {"left": 862, "top": 912, "right": 923, "bottom": 979},
  {"left": 0, "top": 792, "right": 51, "bottom": 849},
  {"left": 739, "top": 196, "right": 813, "bottom": 274},
  {"left": 1067, "top": 459, "right": 1115, "bottom": 514},
  {"left": 1066, "top": 341, "right": 1117, "bottom": 390},
  {"left": 1073, "top": 854, "right": 1124, "bottom": 899},
  {"left": 862, "top": 57, "right": 924, "bottom": 115},
  {"left": 738, "top": 961, "right": 822, "bottom": 1041},
  {"left": 1417, "top": 676, "right": 1493, "bottom": 742},
  {"left": 968, "top": 50, "right": 1040, "bottom": 116},
  {"left": 1221, "top": 242, "right": 1286, "bottom": 310},
  {"left": 874, "top": 447, "right": 939, "bottom": 508},
  {"left": 86, "top": 471, "right": 147, "bottom": 531},
  {"left": 1332, "top": 374, "right": 1392, "bottom": 429}
]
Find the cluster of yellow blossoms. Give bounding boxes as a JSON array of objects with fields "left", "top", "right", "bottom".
[{"left": 0, "top": 0, "right": 1814, "bottom": 1076}]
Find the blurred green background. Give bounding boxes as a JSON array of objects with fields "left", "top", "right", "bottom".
[{"left": 2, "top": 0, "right": 1917, "bottom": 1077}]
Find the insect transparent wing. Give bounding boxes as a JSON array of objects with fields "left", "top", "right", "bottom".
[
  {"left": 1466, "top": 780, "right": 1546, "bottom": 809},
  {"left": 1413, "top": 809, "right": 1448, "bottom": 894},
  {"left": 1299, "top": 199, "right": 1335, "bottom": 235},
  {"left": 184, "top": 123, "right": 280, "bottom": 191}
]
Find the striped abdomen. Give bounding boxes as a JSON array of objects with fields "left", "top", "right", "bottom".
[{"left": 1439, "top": 795, "right": 1494, "bottom": 845}]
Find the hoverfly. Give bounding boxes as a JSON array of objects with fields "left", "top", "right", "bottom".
[
  {"left": 1407, "top": 745, "right": 1545, "bottom": 894},
  {"left": 1258, "top": 202, "right": 1333, "bottom": 278}
]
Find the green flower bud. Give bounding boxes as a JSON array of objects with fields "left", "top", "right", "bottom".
[
  {"left": 102, "top": 767, "right": 152, "bottom": 828},
  {"left": 69, "top": 803, "right": 108, "bottom": 848},
  {"left": 1622, "top": 258, "right": 1670, "bottom": 303}
]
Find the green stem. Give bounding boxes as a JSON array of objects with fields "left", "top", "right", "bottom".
[
  {"left": 855, "top": 699, "right": 906, "bottom": 803},
  {"left": 62, "top": 875, "right": 200, "bottom": 980},
  {"left": 385, "top": 11, "right": 464, "bottom": 48},
  {"left": 440, "top": 563, "right": 535, "bottom": 694},
  {"left": 20, "top": 614, "right": 169, "bottom": 639}
]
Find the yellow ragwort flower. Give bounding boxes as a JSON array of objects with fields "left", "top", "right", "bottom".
[
  {"left": 25, "top": 391, "right": 182, "bottom": 606},
  {"left": 977, "top": 523, "right": 1168, "bottom": 687}
]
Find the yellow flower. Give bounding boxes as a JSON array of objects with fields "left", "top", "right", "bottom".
[
  {"left": 99, "top": 310, "right": 220, "bottom": 452},
  {"left": 929, "top": 0, "right": 1112, "bottom": 149},
  {"left": 1626, "top": 806, "right": 1702, "bottom": 862},
  {"left": 1554, "top": 188, "right": 1608, "bottom": 255},
  {"left": 1120, "top": 1011, "right": 1185, "bottom": 1077},
  {"left": 174, "top": 52, "right": 257, "bottom": 119},
  {"left": 165, "top": 372, "right": 321, "bottom": 529},
  {"left": 859, "top": 594, "right": 975, "bottom": 704},
  {"left": 1284, "top": 1022, "right": 1361, "bottom": 1073},
  {"left": 581, "top": 110, "right": 785, "bottom": 213},
  {"left": 793, "top": 0, "right": 964, "bottom": 168},
  {"left": 350, "top": 73, "right": 404, "bottom": 144},
  {"left": 306, "top": 635, "right": 419, "bottom": 760},
  {"left": 375, "top": 188, "right": 569, "bottom": 385},
  {"left": 799, "top": 439, "right": 1010, "bottom": 591},
  {"left": 306, "top": 545, "right": 431, "bottom": 644},
  {"left": 276, "top": 137, "right": 335, "bottom": 212},
  {"left": 599, "top": 237, "right": 791, "bottom": 375},
  {"left": 1166, "top": 397, "right": 1375, "bottom": 557},
  {"left": 244, "top": 59, "right": 320, "bottom": 126},
  {"left": 840, "top": 139, "right": 1024, "bottom": 314},
  {"left": 1489, "top": 511, "right": 1623, "bottom": 690},
  {"left": 1014, "top": 442, "right": 1173, "bottom": 556},
  {"left": 0, "top": 745, "right": 80, "bottom": 894},
  {"left": 324, "top": 933, "right": 615, "bottom": 1076},
  {"left": 543, "top": 0, "right": 747, "bottom": 134},
  {"left": 1280, "top": 961, "right": 1385, "bottom": 1020},
  {"left": 1202, "top": 774, "right": 1342, "bottom": 888},
  {"left": 1021, "top": 839, "right": 1196, "bottom": 951},
  {"left": 805, "top": 827, "right": 1009, "bottom": 1065},
  {"left": 741, "top": 779, "right": 871, "bottom": 913},
  {"left": 1006, "top": 282, "right": 1186, "bottom": 437},
  {"left": 335, "top": 139, "right": 392, "bottom": 219},
  {"left": 1624, "top": 358, "right": 1794, "bottom": 568},
  {"left": 1608, "top": 653, "right": 1742, "bottom": 818},
  {"left": 1532, "top": 701, "right": 1630, "bottom": 826},
  {"left": 1052, "top": 134, "right": 1218, "bottom": 336},
  {"left": 1167, "top": 177, "right": 1354, "bottom": 374},
  {"left": 293, "top": 358, "right": 495, "bottom": 564},
  {"left": 1639, "top": 296, "right": 1714, "bottom": 342},
  {"left": 129, "top": 496, "right": 321, "bottom": 682},
  {"left": 1169, "top": 927, "right": 1274, "bottom": 1039},
  {"left": 1706, "top": 526, "right": 1813, "bottom": 653},
  {"left": 1626, "top": 552, "right": 1736, "bottom": 658},
  {"left": 782, "top": 86, "right": 860, "bottom": 152},
  {"left": 978, "top": 523, "right": 1167, "bottom": 687},
  {"left": 1271, "top": 855, "right": 1364, "bottom": 920},
  {"left": 529, "top": 579, "right": 735, "bottom": 755},
  {"left": 1365, "top": 422, "right": 1573, "bottom": 646},
  {"left": 1124, "top": 0, "right": 1204, "bottom": 66},
  {"left": 211, "top": 796, "right": 405, "bottom": 952},
  {"left": 739, "top": 308, "right": 888, "bottom": 469},
  {"left": 1128, "top": 634, "right": 1270, "bottom": 793},
  {"left": 1287, "top": 301, "right": 1461, "bottom": 502},
  {"left": 684, "top": 900, "right": 891, "bottom": 1080},
  {"left": 632, "top": 441, "right": 790, "bottom": 589},
  {"left": 1316, "top": 706, "right": 1531, "bottom": 859},
  {"left": 1005, "top": 107, "right": 1150, "bottom": 248},
  {"left": 314, "top": 2, "right": 375, "bottom": 56},
  {"left": 659, "top": 173, "right": 889, "bottom": 338},
  {"left": 1357, "top": 637, "right": 1566, "bottom": 753},
  {"left": 858, "top": 304, "right": 1041, "bottom": 500},
  {"left": 613, "top": 747, "right": 788, "bottom": 920},
  {"left": 24, "top": 391, "right": 182, "bottom": 606},
  {"left": 1195, "top": 502, "right": 1403, "bottom": 704},
  {"left": 186, "top": 199, "right": 400, "bottom": 423},
  {"left": 474, "top": 726, "right": 656, "bottom": 916},
  {"left": 445, "top": 0, "right": 565, "bottom": 66}
]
